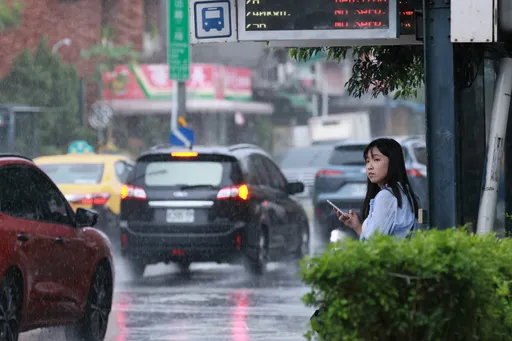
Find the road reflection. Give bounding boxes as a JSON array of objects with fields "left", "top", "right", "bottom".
[
  {"left": 231, "top": 290, "right": 250, "bottom": 341},
  {"left": 98, "top": 264, "right": 311, "bottom": 341},
  {"left": 114, "top": 293, "right": 129, "bottom": 341}
]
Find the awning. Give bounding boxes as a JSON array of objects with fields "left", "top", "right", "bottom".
[{"left": 95, "top": 99, "right": 274, "bottom": 116}]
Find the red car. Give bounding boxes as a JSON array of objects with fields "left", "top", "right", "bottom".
[{"left": 0, "top": 155, "right": 115, "bottom": 341}]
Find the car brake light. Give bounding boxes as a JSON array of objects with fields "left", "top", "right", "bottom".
[
  {"left": 68, "top": 193, "right": 111, "bottom": 206},
  {"left": 235, "top": 233, "right": 242, "bottom": 249},
  {"left": 121, "top": 233, "right": 127, "bottom": 249},
  {"left": 171, "top": 151, "right": 198, "bottom": 157},
  {"left": 315, "top": 169, "right": 343, "bottom": 177},
  {"left": 121, "top": 185, "right": 147, "bottom": 200},
  {"left": 217, "top": 184, "right": 250, "bottom": 200},
  {"left": 407, "top": 168, "right": 425, "bottom": 178}
]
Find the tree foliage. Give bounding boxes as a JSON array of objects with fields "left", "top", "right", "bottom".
[
  {"left": 290, "top": 45, "right": 424, "bottom": 99},
  {"left": 0, "top": 0, "right": 23, "bottom": 32},
  {"left": 0, "top": 37, "right": 95, "bottom": 155},
  {"left": 80, "top": 43, "right": 140, "bottom": 91}
]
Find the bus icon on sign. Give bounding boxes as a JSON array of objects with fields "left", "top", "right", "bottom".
[{"left": 202, "top": 7, "right": 224, "bottom": 32}]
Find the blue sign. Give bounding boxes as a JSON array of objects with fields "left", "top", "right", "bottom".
[
  {"left": 68, "top": 140, "right": 94, "bottom": 154},
  {"left": 170, "top": 127, "right": 196, "bottom": 147},
  {"left": 194, "top": 1, "right": 232, "bottom": 40},
  {"left": 202, "top": 6, "right": 224, "bottom": 32}
]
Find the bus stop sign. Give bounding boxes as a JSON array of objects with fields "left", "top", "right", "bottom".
[{"left": 190, "top": 0, "right": 237, "bottom": 44}]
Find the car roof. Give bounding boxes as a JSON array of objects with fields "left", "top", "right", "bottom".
[
  {"left": 33, "top": 153, "right": 131, "bottom": 164},
  {"left": 0, "top": 154, "right": 35, "bottom": 166},
  {"left": 138, "top": 143, "right": 271, "bottom": 161},
  {"left": 282, "top": 145, "right": 334, "bottom": 153},
  {"left": 333, "top": 135, "right": 425, "bottom": 149}
]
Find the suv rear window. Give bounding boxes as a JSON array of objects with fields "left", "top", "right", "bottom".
[
  {"left": 133, "top": 154, "right": 243, "bottom": 188},
  {"left": 328, "top": 145, "right": 366, "bottom": 166},
  {"left": 38, "top": 163, "right": 104, "bottom": 184}
]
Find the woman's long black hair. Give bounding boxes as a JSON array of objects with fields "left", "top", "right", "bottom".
[{"left": 361, "top": 138, "right": 419, "bottom": 220}]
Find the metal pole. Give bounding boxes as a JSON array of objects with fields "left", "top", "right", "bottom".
[
  {"left": 32, "top": 114, "right": 37, "bottom": 157},
  {"left": 171, "top": 83, "right": 178, "bottom": 132},
  {"left": 7, "top": 108, "right": 15, "bottom": 153},
  {"left": 171, "top": 82, "right": 187, "bottom": 132},
  {"left": 476, "top": 57, "right": 512, "bottom": 235},
  {"left": 321, "top": 64, "right": 328, "bottom": 117},
  {"left": 166, "top": 0, "right": 187, "bottom": 134},
  {"left": 311, "top": 94, "right": 319, "bottom": 117},
  {"left": 424, "top": 0, "right": 459, "bottom": 229}
]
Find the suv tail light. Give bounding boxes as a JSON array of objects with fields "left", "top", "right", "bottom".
[
  {"left": 407, "top": 168, "right": 425, "bottom": 178},
  {"left": 121, "top": 185, "right": 147, "bottom": 200},
  {"left": 217, "top": 184, "right": 250, "bottom": 201},
  {"left": 315, "top": 169, "right": 343, "bottom": 177},
  {"left": 68, "top": 193, "right": 111, "bottom": 206}
]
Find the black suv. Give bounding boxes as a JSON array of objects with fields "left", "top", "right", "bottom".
[{"left": 119, "top": 144, "right": 310, "bottom": 277}]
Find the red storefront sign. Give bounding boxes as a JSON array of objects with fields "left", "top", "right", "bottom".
[{"left": 103, "top": 64, "right": 252, "bottom": 101}]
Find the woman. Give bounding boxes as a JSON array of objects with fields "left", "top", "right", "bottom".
[{"left": 337, "top": 138, "right": 419, "bottom": 239}]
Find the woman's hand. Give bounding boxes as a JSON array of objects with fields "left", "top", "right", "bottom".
[{"left": 334, "top": 209, "right": 362, "bottom": 236}]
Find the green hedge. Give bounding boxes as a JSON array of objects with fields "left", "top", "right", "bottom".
[{"left": 301, "top": 228, "right": 512, "bottom": 341}]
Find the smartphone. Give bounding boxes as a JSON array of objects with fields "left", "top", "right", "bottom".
[{"left": 326, "top": 200, "right": 348, "bottom": 216}]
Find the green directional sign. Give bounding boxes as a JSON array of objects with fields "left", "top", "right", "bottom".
[{"left": 168, "top": 0, "right": 190, "bottom": 81}]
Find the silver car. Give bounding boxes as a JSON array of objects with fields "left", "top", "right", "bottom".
[{"left": 279, "top": 145, "right": 334, "bottom": 199}]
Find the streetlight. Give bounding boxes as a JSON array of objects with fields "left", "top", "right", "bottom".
[{"left": 52, "top": 38, "right": 72, "bottom": 54}]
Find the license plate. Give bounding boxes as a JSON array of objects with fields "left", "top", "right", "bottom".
[
  {"left": 340, "top": 183, "right": 367, "bottom": 198},
  {"left": 350, "top": 183, "right": 367, "bottom": 197},
  {"left": 166, "top": 209, "right": 194, "bottom": 223}
]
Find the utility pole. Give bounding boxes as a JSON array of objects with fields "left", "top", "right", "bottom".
[
  {"left": 318, "top": 62, "right": 329, "bottom": 117},
  {"left": 171, "top": 82, "right": 187, "bottom": 132},
  {"left": 167, "top": 0, "right": 190, "bottom": 132},
  {"left": 423, "top": 0, "right": 460, "bottom": 229},
  {"left": 425, "top": 0, "right": 488, "bottom": 230}
]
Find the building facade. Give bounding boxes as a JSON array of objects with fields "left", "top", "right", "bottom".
[{"left": 0, "top": 0, "right": 149, "bottom": 105}]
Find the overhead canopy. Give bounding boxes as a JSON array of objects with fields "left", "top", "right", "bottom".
[{"left": 95, "top": 99, "right": 274, "bottom": 116}]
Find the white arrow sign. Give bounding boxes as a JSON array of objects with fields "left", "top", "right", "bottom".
[{"left": 172, "top": 128, "right": 192, "bottom": 148}]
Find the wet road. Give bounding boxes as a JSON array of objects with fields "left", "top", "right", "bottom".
[{"left": 21, "top": 261, "right": 314, "bottom": 341}]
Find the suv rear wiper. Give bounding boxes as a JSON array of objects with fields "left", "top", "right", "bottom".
[
  {"left": 129, "top": 169, "right": 169, "bottom": 184},
  {"left": 178, "top": 184, "right": 217, "bottom": 190}
]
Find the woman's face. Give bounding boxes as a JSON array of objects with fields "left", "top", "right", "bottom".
[{"left": 365, "top": 146, "right": 389, "bottom": 186}]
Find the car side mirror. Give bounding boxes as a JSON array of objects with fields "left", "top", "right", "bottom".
[
  {"left": 286, "top": 181, "right": 304, "bottom": 195},
  {"left": 75, "top": 208, "right": 98, "bottom": 228}
]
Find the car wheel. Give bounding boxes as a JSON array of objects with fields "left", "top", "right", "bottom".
[
  {"left": 177, "top": 261, "right": 191, "bottom": 274},
  {"left": 313, "top": 218, "right": 331, "bottom": 249},
  {"left": 127, "top": 259, "right": 146, "bottom": 280},
  {"left": 244, "top": 228, "right": 268, "bottom": 275},
  {"left": 106, "top": 213, "right": 120, "bottom": 250},
  {"left": 66, "top": 264, "right": 113, "bottom": 341},
  {"left": 296, "top": 224, "right": 310, "bottom": 259},
  {"left": 0, "top": 274, "right": 21, "bottom": 341}
]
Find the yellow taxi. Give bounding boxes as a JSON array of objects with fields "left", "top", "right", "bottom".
[{"left": 34, "top": 152, "right": 134, "bottom": 245}]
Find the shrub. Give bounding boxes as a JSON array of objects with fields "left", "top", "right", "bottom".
[{"left": 300, "top": 228, "right": 512, "bottom": 341}]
